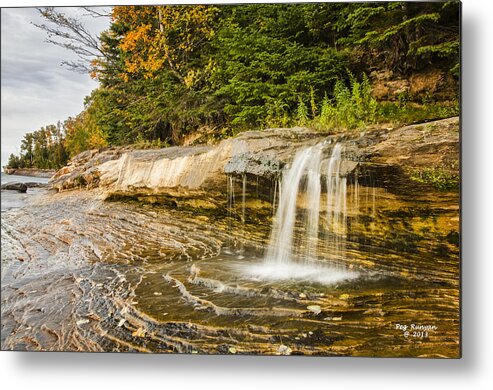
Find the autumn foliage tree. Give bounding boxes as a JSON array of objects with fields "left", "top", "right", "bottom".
[
  {"left": 64, "top": 109, "right": 107, "bottom": 157},
  {"left": 112, "top": 5, "right": 218, "bottom": 86}
]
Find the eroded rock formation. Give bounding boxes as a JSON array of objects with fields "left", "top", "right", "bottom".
[{"left": 50, "top": 117, "right": 459, "bottom": 200}]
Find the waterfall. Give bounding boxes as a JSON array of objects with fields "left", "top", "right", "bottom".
[
  {"left": 325, "top": 144, "right": 347, "bottom": 265},
  {"left": 264, "top": 143, "right": 348, "bottom": 266},
  {"left": 226, "top": 175, "right": 236, "bottom": 250},
  {"left": 240, "top": 141, "right": 359, "bottom": 284},
  {"left": 265, "top": 146, "right": 319, "bottom": 264}
]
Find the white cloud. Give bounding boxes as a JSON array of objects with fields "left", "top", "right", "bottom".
[{"left": 1, "top": 7, "right": 109, "bottom": 168}]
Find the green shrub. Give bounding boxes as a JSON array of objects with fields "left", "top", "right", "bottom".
[
  {"left": 296, "top": 97, "right": 310, "bottom": 126},
  {"left": 318, "top": 92, "right": 333, "bottom": 128},
  {"left": 409, "top": 167, "right": 459, "bottom": 191},
  {"left": 265, "top": 98, "right": 291, "bottom": 128},
  {"left": 132, "top": 134, "right": 170, "bottom": 149},
  {"left": 313, "top": 73, "right": 380, "bottom": 130}
]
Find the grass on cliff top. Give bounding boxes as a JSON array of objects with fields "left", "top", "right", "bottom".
[
  {"left": 297, "top": 77, "right": 459, "bottom": 133},
  {"left": 187, "top": 100, "right": 459, "bottom": 147},
  {"left": 379, "top": 100, "right": 459, "bottom": 128},
  {"left": 252, "top": 76, "right": 458, "bottom": 137}
]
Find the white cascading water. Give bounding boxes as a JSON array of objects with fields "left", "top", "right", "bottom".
[
  {"left": 265, "top": 145, "right": 323, "bottom": 264},
  {"left": 305, "top": 146, "right": 323, "bottom": 261},
  {"left": 325, "top": 143, "right": 348, "bottom": 265},
  {"left": 245, "top": 143, "right": 357, "bottom": 284}
]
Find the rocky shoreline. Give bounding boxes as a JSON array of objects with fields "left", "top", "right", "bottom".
[{"left": 2, "top": 167, "right": 56, "bottom": 178}]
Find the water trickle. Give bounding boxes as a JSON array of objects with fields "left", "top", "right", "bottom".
[
  {"left": 227, "top": 175, "right": 236, "bottom": 250},
  {"left": 353, "top": 172, "right": 360, "bottom": 223},
  {"left": 272, "top": 177, "right": 279, "bottom": 216},
  {"left": 225, "top": 173, "right": 250, "bottom": 255},
  {"left": 241, "top": 174, "right": 247, "bottom": 225},
  {"left": 265, "top": 146, "right": 321, "bottom": 264},
  {"left": 239, "top": 174, "right": 247, "bottom": 255},
  {"left": 304, "top": 145, "right": 323, "bottom": 261},
  {"left": 372, "top": 186, "right": 377, "bottom": 233},
  {"left": 325, "top": 143, "right": 348, "bottom": 266}
]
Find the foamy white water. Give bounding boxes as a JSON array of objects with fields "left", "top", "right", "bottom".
[{"left": 242, "top": 261, "right": 358, "bottom": 285}]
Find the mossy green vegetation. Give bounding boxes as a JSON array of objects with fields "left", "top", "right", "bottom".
[
  {"left": 409, "top": 167, "right": 459, "bottom": 191},
  {"left": 380, "top": 99, "right": 459, "bottom": 127},
  {"left": 303, "top": 74, "right": 379, "bottom": 131}
]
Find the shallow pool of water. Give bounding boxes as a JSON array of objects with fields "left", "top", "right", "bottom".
[{"left": 1, "top": 187, "right": 459, "bottom": 357}]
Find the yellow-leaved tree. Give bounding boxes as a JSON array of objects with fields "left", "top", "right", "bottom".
[
  {"left": 64, "top": 110, "right": 108, "bottom": 157},
  {"left": 112, "top": 5, "right": 219, "bottom": 88}
]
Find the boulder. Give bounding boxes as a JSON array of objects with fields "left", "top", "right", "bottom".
[
  {"left": 24, "top": 182, "right": 49, "bottom": 188},
  {"left": 224, "top": 152, "right": 284, "bottom": 179},
  {"left": 1, "top": 182, "right": 28, "bottom": 193}
]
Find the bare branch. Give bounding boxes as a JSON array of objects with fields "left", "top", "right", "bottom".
[
  {"left": 81, "top": 7, "right": 112, "bottom": 18},
  {"left": 34, "top": 7, "right": 109, "bottom": 74}
]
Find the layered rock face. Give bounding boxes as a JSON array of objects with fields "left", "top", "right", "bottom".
[
  {"left": 50, "top": 117, "right": 459, "bottom": 198},
  {"left": 50, "top": 127, "right": 325, "bottom": 195}
]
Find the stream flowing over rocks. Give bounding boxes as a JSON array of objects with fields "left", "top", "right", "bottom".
[{"left": 1, "top": 117, "right": 459, "bottom": 357}]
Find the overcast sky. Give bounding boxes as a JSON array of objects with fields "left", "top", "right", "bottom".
[{"left": 1, "top": 7, "right": 110, "bottom": 169}]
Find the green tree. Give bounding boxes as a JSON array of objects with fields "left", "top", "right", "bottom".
[
  {"left": 7, "top": 153, "right": 21, "bottom": 169},
  {"left": 20, "top": 132, "right": 34, "bottom": 167},
  {"left": 335, "top": 1, "right": 460, "bottom": 75}
]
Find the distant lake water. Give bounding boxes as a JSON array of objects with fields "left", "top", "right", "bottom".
[
  {"left": 1, "top": 172, "right": 50, "bottom": 211},
  {"left": 1, "top": 172, "right": 50, "bottom": 185}
]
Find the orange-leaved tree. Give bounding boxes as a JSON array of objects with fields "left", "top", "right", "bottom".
[{"left": 112, "top": 5, "right": 219, "bottom": 88}]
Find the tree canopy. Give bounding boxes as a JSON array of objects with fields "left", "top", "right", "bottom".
[{"left": 7, "top": 2, "right": 460, "bottom": 169}]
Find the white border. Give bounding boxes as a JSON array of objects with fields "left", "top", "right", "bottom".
[{"left": 1, "top": 1, "right": 492, "bottom": 389}]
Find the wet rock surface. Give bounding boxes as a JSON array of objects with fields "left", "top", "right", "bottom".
[
  {"left": 1, "top": 117, "right": 460, "bottom": 356},
  {"left": 1, "top": 188, "right": 459, "bottom": 356}
]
